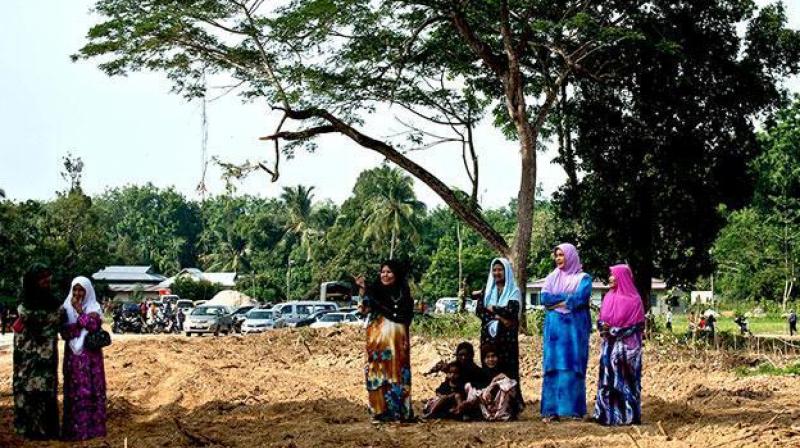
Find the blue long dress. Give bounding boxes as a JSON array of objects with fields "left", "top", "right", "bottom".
[{"left": 540, "top": 275, "right": 592, "bottom": 418}]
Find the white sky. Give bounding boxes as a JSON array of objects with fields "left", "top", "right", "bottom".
[{"left": 1, "top": 0, "right": 798, "bottom": 208}]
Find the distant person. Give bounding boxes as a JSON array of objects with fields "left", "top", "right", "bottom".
[
  {"left": 472, "top": 257, "right": 523, "bottom": 417},
  {"left": 458, "top": 344, "right": 519, "bottom": 422},
  {"left": 734, "top": 315, "right": 753, "bottom": 337},
  {"left": 665, "top": 309, "right": 673, "bottom": 333},
  {"left": 355, "top": 260, "right": 414, "bottom": 423},
  {"left": 705, "top": 311, "right": 716, "bottom": 338},
  {"left": 176, "top": 308, "right": 186, "bottom": 331},
  {"left": 593, "top": 264, "right": 645, "bottom": 426},
  {"left": 789, "top": 310, "right": 797, "bottom": 336},
  {"left": 0, "top": 302, "right": 7, "bottom": 335},
  {"left": 13, "top": 264, "right": 61, "bottom": 440},
  {"left": 540, "top": 243, "right": 592, "bottom": 423},
  {"left": 60, "top": 276, "right": 107, "bottom": 440},
  {"left": 422, "top": 362, "right": 465, "bottom": 420}
]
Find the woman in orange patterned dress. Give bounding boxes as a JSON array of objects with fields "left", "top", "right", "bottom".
[{"left": 356, "top": 260, "right": 414, "bottom": 423}]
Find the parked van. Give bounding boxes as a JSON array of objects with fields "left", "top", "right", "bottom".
[{"left": 273, "top": 301, "right": 339, "bottom": 327}]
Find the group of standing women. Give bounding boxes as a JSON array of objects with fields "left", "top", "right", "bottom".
[
  {"left": 359, "top": 243, "right": 646, "bottom": 426},
  {"left": 12, "top": 265, "right": 107, "bottom": 441}
]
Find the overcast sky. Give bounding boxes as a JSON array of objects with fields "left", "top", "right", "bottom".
[{"left": 1, "top": 1, "right": 798, "bottom": 208}]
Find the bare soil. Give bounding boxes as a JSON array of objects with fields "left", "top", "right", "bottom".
[{"left": 0, "top": 327, "right": 798, "bottom": 447}]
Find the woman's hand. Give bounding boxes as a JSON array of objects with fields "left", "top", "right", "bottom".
[{"left": 71, "top": 296, "right": 83, "bottom": 315}]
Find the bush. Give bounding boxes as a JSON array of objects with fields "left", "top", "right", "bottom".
[
  {"left": 411, "top": 313, "right": 481, "bottom": 339},
  {"left": 171, "top": 277, "right": 222, "bottom": 302}
]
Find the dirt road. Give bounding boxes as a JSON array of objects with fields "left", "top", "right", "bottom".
[{"left": 0, "top": 327, "right": 798, "bottom": 447}]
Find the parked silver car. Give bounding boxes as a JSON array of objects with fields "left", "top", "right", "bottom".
[
  {"left": 184, "top": 305, "right": 234, "bottom": 336},
  {"left": 272, "top": 301, "right": 339, "bottom": 327},
  {"left": 241, "top": 309, "right": 285, "bottom": 334}
]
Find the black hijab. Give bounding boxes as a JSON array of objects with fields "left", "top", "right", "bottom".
[
  {"left": 21, "top": 264, "right": 58, "bottom": 311},
  {"left": 365, "top": 260, "right": 414, "bottom": 325}
]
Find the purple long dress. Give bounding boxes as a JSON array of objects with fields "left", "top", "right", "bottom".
[{"left": 62, "top": 312, "right": 107, "bottom": 440}]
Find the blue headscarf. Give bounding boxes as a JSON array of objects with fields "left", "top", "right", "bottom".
[{"left": 483, "top": 258, "right": 520, "bottom": 336}]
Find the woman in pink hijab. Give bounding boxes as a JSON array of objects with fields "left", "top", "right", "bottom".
[{"left": 593, "top": 264, "right": 645, "bottom": 426}]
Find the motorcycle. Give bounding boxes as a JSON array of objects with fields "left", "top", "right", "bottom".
[
  {"left": 112, "top": 310, "right": 145, "bottom": 334},
  {"left": 145, "top": 313, "right": 181, "bottom": 334}
]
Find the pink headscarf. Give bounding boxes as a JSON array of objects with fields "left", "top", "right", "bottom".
[
  {"left": 542, "top": 243, "right": 586, "bottom": 294},
  {"left": 599, "top": 264, "right": 645, "bottom": 328}
]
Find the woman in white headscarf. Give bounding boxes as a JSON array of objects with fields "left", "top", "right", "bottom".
[
  {"left": 60, "top": 276, "right": 107, "bottom": 440},
  {"left": 472, "top": 258, "right": 523, "bottom": 418}
]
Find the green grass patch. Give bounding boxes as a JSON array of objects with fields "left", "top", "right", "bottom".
[
  {"left": 735, "top": 362, "right": 800, "bottom": 377},
  {"left": 412, "top": 313, "right": 481, "bottom": 339},
  {"left": 669, "top": 314, "right": 790, "bottom": 336}
]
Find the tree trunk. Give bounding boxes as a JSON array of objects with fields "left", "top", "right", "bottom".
[
  {"left": 390, "top": 226, "right": 396, "bottom": 260},
  {"left": 503, "top": 68, "right": 537, "bottom": 333},
  {"left": 630, "top": 183, "right": 654, "bottom": 310}
]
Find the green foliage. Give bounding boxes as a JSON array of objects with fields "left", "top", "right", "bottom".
[
  {"left": 411, "top": 313, "right": 481, "bottom": 339},
  {"left": 555, "top": 1, "right": 800, "bottom": 302},
  {"left": 96, "top": 184, "right": 201, "bottom": 274},
  {"left": 735, "top": 362, "right": 800, "bottom": 377},
  {"left": 170, "top": 277, "right": 222, "bottom": 302},
  {"left": 714, "top": 99, "right": 800, "bottom": 307}
]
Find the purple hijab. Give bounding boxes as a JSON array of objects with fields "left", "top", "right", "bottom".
[
  {"left": 599, "top": 264, "right": 645, "bottom": 328},
  {"left": 542, "top": 243, "right": 587, "bottom": 294}
]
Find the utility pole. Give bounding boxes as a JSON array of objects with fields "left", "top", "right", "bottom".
[{"left": 286, "top": 259, "right": 294, "bottom": 300}]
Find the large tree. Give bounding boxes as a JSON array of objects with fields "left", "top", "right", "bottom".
[
  {"left": 75, "top": 0, "right": 640, "bottom": 328},
  {"left": 97, "top": 184, "right": 202, "bottom": 273},
  {"left": 554, "top": 1, "right": 800, "bottom": 303}
]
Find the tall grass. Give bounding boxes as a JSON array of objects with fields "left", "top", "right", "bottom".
[{"left": 735, "top": 362, "right": 800, "bottom": 377}]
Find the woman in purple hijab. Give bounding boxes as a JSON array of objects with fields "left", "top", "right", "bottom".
[
  {"left": 593, "top": 264, "right": 645, "bottom": 426},
  {"left": 540, "top": 243, "right": 592, "bottom": 422}
]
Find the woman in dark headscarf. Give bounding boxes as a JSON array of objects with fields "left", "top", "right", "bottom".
[
  {"left": 13, "top": 264, "right": 61, "bottom": 440},
  {"left": 356, "top": 260, "right": 414, "bottom": 422}
]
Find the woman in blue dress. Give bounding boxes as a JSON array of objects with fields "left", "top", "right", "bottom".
[{"left": 539, "top": 243, "right": 592, "bottom": 422}]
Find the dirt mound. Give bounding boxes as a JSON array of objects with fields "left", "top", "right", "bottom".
[{"left": 0, "top": 327, "right": 798, "bottom": 447}]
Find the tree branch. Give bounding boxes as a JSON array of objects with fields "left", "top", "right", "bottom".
[
  {"left": 274, "top": 106, "right": 509, "bottom": 254},
  {"left": 449, "top": 6, "right": 507, "bottom": 76}
]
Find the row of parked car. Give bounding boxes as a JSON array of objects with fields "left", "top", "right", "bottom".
[{"left": 183, "top": 300, "right": 365, "bottom": 337}]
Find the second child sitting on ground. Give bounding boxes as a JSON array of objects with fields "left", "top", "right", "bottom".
[
  {"left": 422, "top": 362, "right": 465, "bottom": 419},
  {"left": 456, "top": 344, "right": 519, "bottom": 421}
]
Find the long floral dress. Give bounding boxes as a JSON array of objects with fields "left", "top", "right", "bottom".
[
  {"left": 593, "top": 322, "right": 644, "bottom": 425},
  {"left": 12, "top": 304, "right": 61, "bottom": 439},
  {"left": 62, "top": 312, "right": 107, "bottom": 440},
  {"left": 365, "top": 313, "right": 413, "bottom": 420}
]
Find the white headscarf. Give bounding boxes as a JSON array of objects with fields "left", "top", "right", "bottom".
[
  {"left": 482, "top": 258, "right": 520, "bottom": 337},
  {"left": 63, "top": 276, "right": 102, "bottom": 355}
]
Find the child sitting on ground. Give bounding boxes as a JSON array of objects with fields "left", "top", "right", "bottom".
[
  {"left": 422, "top": 362, "right": 465, "bottom": 419},
  {"left": 456, "top": 344, "right": 518, "bottom": 422}
]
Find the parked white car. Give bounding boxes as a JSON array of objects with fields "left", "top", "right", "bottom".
[
  {"left": 175, "top": 299, "right": 194, "bottom": 315},
  {"left": 434, "top": 297, "right": 461, "bottom": 314},
  {"left": 241, "top": 309, "right": 285, "bottom": 334},
  {"left": 309, "top": 312, "right": 361, "bottom": 328}
]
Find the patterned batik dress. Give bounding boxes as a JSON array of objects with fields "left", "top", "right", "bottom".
[
  {"left": 593, "top": 322, "right": 644, "bottom": 426},
  {"left": 365, "top": 314, "right": 413, "bottom": 420},
  {"left": 12, "top": 305, "right": 61, "bottom": 440}
]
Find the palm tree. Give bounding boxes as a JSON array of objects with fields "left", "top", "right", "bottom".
[
  {"left": 281, "top": 185, "right": 320, "bottom": 261},
  {"left": 361, "top": 167, "right": 425, "bottom": 259}
]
